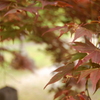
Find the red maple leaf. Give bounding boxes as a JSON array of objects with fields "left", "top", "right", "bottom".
[
  {"left": 42, "top": 25, "right": 68, "bottom": 39},
  {"left": 78, "top": 68, "right": 100, "bottom": 92},
  {"left": 73, "top": 38, "right": 100, "bottom": 67},
  {"left": 44, "top": 63, "right": 73, "bottom": 89},
  {"left": 0, "top": 1, "right": 11, "bottom": 10},
  {"left": 37, "top": 0, "right": 73, "bottom": 8},
  {"left": 55, "top": 1, "right": 73, "bottom": 8},
  {"left": 4, "top": 6, "right": 41, "bottom": 16},
  {"left": 72, "top": 27, "right": 93, "bottom": 42},
  {"left": 67, "top": 96, "right": 76, "bottom": 100},
  {"left": 90, "top": 68, "right": 100, "bottom": 91}
]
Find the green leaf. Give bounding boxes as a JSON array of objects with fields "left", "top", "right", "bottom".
[{"left": 70, "top": 53, "right": 87, "bottom": 62}]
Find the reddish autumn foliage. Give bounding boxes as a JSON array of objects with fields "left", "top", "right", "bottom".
[{"left": 0, "top": 0, "right": 100, "bottom": 100}]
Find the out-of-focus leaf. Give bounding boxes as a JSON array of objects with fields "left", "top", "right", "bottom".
[
  {"left": 77, "top": 94, "right": 85, "bottom": 100},
  {"left": 80, "top": 91, "right": 89, "bottom": 100},
  {"left": 42, "top": 26, "right": 68, "bottom": 36},
  {"left": 4, "top": 6, "right": 41, "bottom": 16},
  {"left": 55, "top": 1, "right": 73, "bottom": 8},
  {"left": 0, "top": 29, "right": 27, "bottom": 41},
  {"left": 37, "top": 0, "right": 73, "bottom": 8},
  {"left": 57, "top": 28, "right": 69, "bottom": 39},
  {"left": 4, "top": 8, "right": 21, "bottom": 16},
  {"left": 67, "top": 96, "right": 76, "bottom": 100},
  {"left": 11, "top": 52, "right": 35, "bottom": 72},
  {"left": 0, "top": 1, "right": 11, "bottom": 10},
  {"left": 54, "top": 90, "right": 68, "bottom": 99},
  {"left": 0, "top": 30, "right": 19, "bottom": 41},
  {"left": 37, "top": 0, "right": 55, "bottom": 8},
  {"left": 21, "top": 6, "right": 41, "bottom": 15}
]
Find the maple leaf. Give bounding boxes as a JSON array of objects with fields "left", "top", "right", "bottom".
[
  {"left": 55, "top": 1, "right": 73, "bottom": 8},
  {"left": 21, "top": 6, "right": 41, "bottom": 15},
  {"left": 42, "top": 25, "right": 69, "bottom": 39},
  {"left": 0, "top": 1, "right": 11, "bottom": 10},
  {"left": 53, "top": 66, "right": 65, "bottom": 72},
  {"left": 4, "top": 8, "right": 22, "bottom": 16},
  {"left": 73, "top": 27, "right": 93, "bottom": 42},
  {"left": 90, "top": 68, "right": 100, "bottom": 92},
  {"left": 44, "top": 63, "right": 73, "bottom": 89},
  {"left": 70, "top": 53, "right": 87, "bottom": 63},
  {"left": 44, "top": 72, "right": 63, "bottom": 89},
  {"left": 78, "top": 68, "right": 100, "bottom": 92},
  {"left": 37, "top": 0, "right": 54, "bottom": 8},
  {"left": 94, "top": 80, "right": 100, "bottom": 94},
  {"left": 77, "top": 94, "right": 86, "bottom": 100},
  {"left": 67, "top": 96, "right": 76, "bottom": 100},
  {"left": 73, "top": 38, "right": 100, "bottom": 67},
  {"left": 0, "top": 30, "right": 19, "bottom": 41},
  {"left": 74, "top": 0, "right": 90, "bottom": 4},
  {"left": 11, "top": 52, "right": 35, "bottom": 72},
  {"left": 0, "top": 28, "right": 27, "bottom": 41},
  {"left": 78, "top": 68, "right": 97, "bottom": 83},
  {"left": 54, "top": 90, "right": 68, "bottom": 99},
  {"left": 37, "top": 0, "right": 73, "bottom": 8},
  {"left": 42, "top": 25, "right": 68, "bottom": 36},
  {"left": 4, "top": 6, "right": 41, "bottom": 16},
  {"left": 73, "top": 0, "right": 90, "bottom": 8}
]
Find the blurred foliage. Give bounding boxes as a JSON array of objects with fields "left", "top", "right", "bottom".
[{"left": 1, "top": 0, "right": 100, "bottom": 100}]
